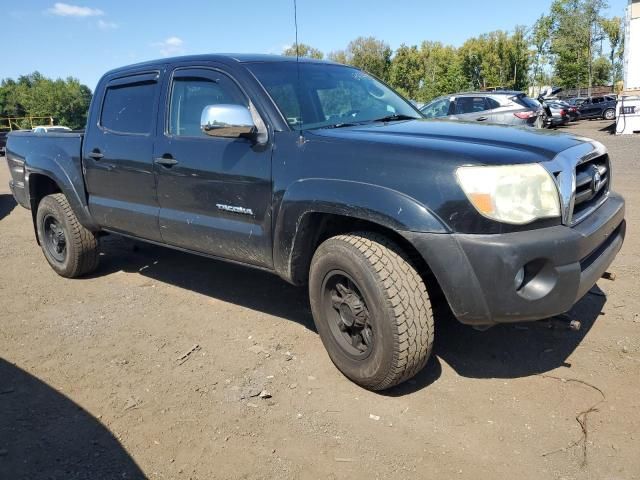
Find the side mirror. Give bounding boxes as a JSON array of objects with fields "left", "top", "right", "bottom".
[{"left": 200, "top": 104, "right": 256, "bottom": 139}]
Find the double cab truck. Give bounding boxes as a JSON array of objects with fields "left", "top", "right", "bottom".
[{"left": 6, "top": 55, "right": 626, "bottom": 390}]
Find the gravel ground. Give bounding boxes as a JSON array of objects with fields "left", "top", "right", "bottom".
[{"left": 0, "top": 120, "right": 638, "bottom": 480}]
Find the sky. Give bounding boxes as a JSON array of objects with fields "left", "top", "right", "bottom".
[{"left": 2, "top": 0, "right": 630, "bottom": 91}]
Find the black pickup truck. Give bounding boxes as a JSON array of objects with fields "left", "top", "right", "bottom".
[{"left": 6, "top": 55, "right": 625, "bottom": 390}]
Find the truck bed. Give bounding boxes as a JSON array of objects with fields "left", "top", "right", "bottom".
[{"left": 6, "top": 130, "right": 85, "bottom": 209}]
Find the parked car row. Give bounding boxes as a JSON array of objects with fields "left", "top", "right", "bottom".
[
  {"left": 419, "top": 91, "right": 618, "bottom": 128},
  {"left": 420, "top": 91, "right": 546, "bottom": 128}
]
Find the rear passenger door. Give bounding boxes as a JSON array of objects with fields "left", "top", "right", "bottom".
[
  {"left": 83, "top": 71, "right": 162, "bottom": 241},
  {"left": 153, "top": 66, "right": 273, "bottom": 268},
  {"left": 582, "top": 97, "right": 602, "bottom": 118},
  {"left": 452, "top": 96, "right": 491, "bottom": 122}
]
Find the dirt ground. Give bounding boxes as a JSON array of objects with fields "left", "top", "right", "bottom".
[{"left": 0, "top": 120, "right": 638, "bottom": 480}]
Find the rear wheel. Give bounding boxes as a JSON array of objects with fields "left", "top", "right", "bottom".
[
  {"left": 309, "top": 232, "right": 434, "bottom": 390},
  {"left": 36, "top": 193, "right": 99, "bottom": 278},
  {"left": 603, "top": 108, "right": 615, "bottom": 120}
]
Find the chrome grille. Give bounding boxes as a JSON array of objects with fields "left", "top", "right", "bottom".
[
  {"left": 571, "top": 154, "right": 610, "bottom": 224},
  {"left": 543, "top": 141, "right": 610, "bottom": 226}
]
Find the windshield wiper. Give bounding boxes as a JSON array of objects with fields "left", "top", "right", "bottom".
[
  {"left": 370, "top": 114, "right": 419, "bottom": 123},
  {"left": 321, "top": 122, "right": 360, "bottom": 129}
]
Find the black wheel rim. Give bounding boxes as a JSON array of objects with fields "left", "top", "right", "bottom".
[
  {"left": 43, "top": 214, "right": 67, "bottom": 263},
  {"left": 321, "top": 270, "right": 374, "bottom": 359}
]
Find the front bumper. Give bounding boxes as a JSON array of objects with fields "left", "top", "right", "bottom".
[{"left": 405, "top": 194, "right": 625, "bottom": 325}]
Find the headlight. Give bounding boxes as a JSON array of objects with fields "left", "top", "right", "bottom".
[{"left": 456, "top": 164, "right": 560, "bottom": 225}]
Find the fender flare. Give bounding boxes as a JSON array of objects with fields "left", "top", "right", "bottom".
[
  {"left": 273, "top": 178, "right": 448, "bottom": 283},
  {"left": 25, "top": 153, "right": 99, "bottom": 232}
]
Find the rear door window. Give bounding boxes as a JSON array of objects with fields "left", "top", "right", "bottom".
[
  {"left": 455, "top": 97, "right": 487, "bottom": 114},
  {"left": 101, "top": 76, "right": 158, "bottom": 134}
]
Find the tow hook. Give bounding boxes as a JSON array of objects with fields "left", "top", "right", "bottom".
[
  {"left": 548, "top": 271, "right": 616, "bottom": 332},
  {"left": 602, "top": 271, "right": 616, "bottom": 281},
  {"left": 550, "top": 313, "right": 582, "bottom": 331}
]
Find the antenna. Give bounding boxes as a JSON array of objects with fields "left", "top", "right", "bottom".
[{"left": 293, "top": 0, "right": 303, "bottom": 137}]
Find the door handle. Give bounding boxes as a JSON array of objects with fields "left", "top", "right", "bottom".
[
  {"left": 88, "top": 150, "right": 104, "bottom": 160},
  {"left": 154, "top": 156, "right": 179, "bottom": 167},
  {"left": 476, "top": 116, "right": 488, "bottom": 121}
]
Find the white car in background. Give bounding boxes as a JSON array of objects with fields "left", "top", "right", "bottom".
[{"left": 32, "top": 125, "right": 72, "bottom": 134}]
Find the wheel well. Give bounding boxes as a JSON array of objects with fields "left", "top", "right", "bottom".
[
  {"left": 289, "top": 212, "right": 437, "bottom": 290},
  {"left": 28, "top": 174, "right": 62, "bottom": 242},
  {"left": 29, "top": 174, "right": 62, "bottom": 211}
]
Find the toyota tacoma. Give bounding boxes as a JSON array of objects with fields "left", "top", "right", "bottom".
[{"left": 5, "top": 55, "right": 625, "bottom": 390}]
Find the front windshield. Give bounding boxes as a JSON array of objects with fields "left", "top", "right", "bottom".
[{"left": 247, "top": 62, "right": 421, "bottom": 130}]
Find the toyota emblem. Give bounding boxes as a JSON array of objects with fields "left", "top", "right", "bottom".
[{"left": 591, "top": 165, "right": 603, "bottom": 193}]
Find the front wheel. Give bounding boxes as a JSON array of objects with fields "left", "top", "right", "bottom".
[
  {"left": 603, "top": 108, "right": 615, "bottom": 120},
  {"left": 36, "top": 193, "right": 99, "bottom": 278},
  {"left": 309, "top": 232, "right": 434, "bottom": 390}
]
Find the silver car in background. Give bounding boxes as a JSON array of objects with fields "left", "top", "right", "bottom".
[{"left": 420, "top": 91, "right": 545, "bottom": 128}]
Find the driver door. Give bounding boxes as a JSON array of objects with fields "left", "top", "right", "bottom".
[{"left": 153, "top": 66, "right": 273, "bottom": 267}]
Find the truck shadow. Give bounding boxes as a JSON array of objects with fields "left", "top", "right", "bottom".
[
  {"left": 0, "top": 194, "right": 17, "bottom": 221},
  {"left": 388, "top": 287, "right": 607, "bottom": 394},
  {"left": 0, "top": 358, "right": 145, "bottom": 479},
  {"left": 94, "top": 235, "right": 315, "bottom": 331},
  {"left": 94, "top": 235, "right": 606, "bottom": 394}
]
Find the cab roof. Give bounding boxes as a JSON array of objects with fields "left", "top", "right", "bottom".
[{"left": 103, "top": 53, "right": 338, "bottom": 78}]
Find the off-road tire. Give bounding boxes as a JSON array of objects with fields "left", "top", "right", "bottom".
[
  {"left": 36, "top": 193, "right": 99, "bottom": 278},
  {"left": 309, "top": 232, "right": 434, "bottom": 390},
  {"left": 603, "top": 108, "right": 615, "bottom": 121}
]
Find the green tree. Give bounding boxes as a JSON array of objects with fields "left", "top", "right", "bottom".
[
  {"left": 342, "top": 36, "right": 392, "bottom": 81},
  {"left": 388, "top": 44, "right": 423, "bottom": 99},
  {"left": 459, "top": 29, "right": 530, "bottom": 91},
  {"left": 282, "top": 43, "right": 323, "bottom": 59},
  {"left": 418, "top": 41, "right": 468, "bottom": 101},
  {"left": 509, "top": 26, "right": 530, "bottom": 90},
  {"left": 592, "top": 56, "right": 612, "bottom": 85},
  {"left": 0, "top": 72, "right": 92, "bottom": 129},
  {"left": 327, "top": 50, "right": 348, "bottom": 65},
  {"left": 600, "top": 16, "right": 623, "bottom": 84},
  {"left": 529, "top": 15, "right": 553, "bottom": 89},
  {"left": 549, "top": 0, "right": 608, "bottom": 91}
]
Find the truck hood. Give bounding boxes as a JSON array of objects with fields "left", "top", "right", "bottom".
[{"left": 309, "top": 118, "right": 592, "bottom": 164}]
